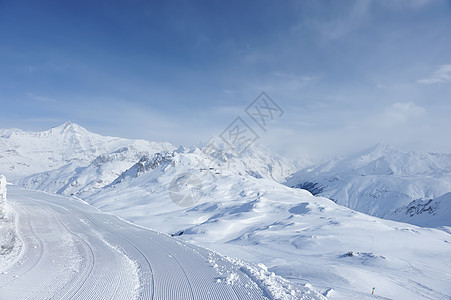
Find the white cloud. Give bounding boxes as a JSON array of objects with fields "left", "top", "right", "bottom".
[
  {"left": 26, "top": 93, "right": 60, "bottom": 103},
  {"left": 380, "top": 102, "right": 426, "bottom": 124},
  {"left": 243, "top": 72, "right": 320, "bottom": 96},
  {"left": 418, "top": 64, "right": 451, "bottom": 85},
  {"left": 381, "top": 0, "right": 436, "bottom": 10},
  {"left": 307, "top": 0, "right": 372, "bottom": 40}
]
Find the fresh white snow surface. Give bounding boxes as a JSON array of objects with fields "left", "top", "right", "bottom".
[
  {"left": 0, "top": 186, "right": 325, "bottom": 300},
  {"left": 2, "top": 123, "right": 451, "bottom": 299},
  {"left": 88, "top": 166, "right": 451, "bottom": 299}
]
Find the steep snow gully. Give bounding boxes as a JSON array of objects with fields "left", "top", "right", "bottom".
[{"left": 0, "top": 186, "right": 272, "bottom": 300}]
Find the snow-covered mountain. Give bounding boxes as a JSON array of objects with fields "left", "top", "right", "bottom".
[
  {"left": 77, "top": 150, "right": 451, "bottom": 299},
  {"left": 285, "top": 144, "right": 451, "bottom": 226},
  {"left": 19, "top": 133, "right": 296, "bottom": 199},
  {"left": 390, "top": 192, "right": 451, "bottom": 227},
  {"left": 19, "top": 146, "right": 160, "bottom": 197},
  {"left": 2, "top": 124, "right": 451, "bottom": 299},
  {"left": 0, "top": 122, "right": 175, "bottom": 182}
]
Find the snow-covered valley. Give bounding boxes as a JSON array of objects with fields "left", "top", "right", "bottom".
[{"left": 1, "top": 123, "right": 451, "bottom": 299}]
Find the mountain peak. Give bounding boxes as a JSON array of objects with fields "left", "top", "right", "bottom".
[
  {"left": 51, "top": 122, "right": 89, "bottom": 134},
  {"left": 351, "top": 144, "right": 399, "bottom": 163},
  {"left": 360, "top": 143, "right": 395, "bottom": 156}
]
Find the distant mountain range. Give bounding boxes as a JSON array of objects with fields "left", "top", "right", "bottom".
[
  {"left": 2, "top": 123, "right": 450, "bottom": 227},
  {"left": 285, "top": 143, "right": 451, "bottom": 226},
  {"left": 0, "top": 122, "right": 174, "bottom": 182},
  {"left": 15, "top": 122, "right": 295, "bottom": 199}
]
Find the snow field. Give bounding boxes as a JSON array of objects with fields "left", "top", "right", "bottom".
[
  {"left": 2, "top": 124, "right": 451, "bottom": 299},
  {"left": 0, "top": 187, "right": 326, "bottom": 299},
  {"left": 91, "top": 170, "right": 451, "bottom": 299}
]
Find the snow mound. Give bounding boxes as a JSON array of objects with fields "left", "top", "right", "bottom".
[
  {"left": 0, "top": 175, "right": 10, "bottom": 222},
  {"left": 0, "top": 175, "right": 21, "bottom": 271},
  {"left": 208, "top": 252, "right": 326, "bottom": 300},
  {"left": 0, "top": 175, "right": 6, "bottom": 207}
]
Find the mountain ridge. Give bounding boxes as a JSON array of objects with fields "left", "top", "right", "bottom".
[
  {"left": 285, "top": 143, "right": 451, "bottom": 226},
  {"left": 0, "top": 122, "right": 175, "bottom": 182}
]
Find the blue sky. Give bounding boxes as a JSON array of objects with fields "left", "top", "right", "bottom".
[{"left": 1, "top": 0, "right": 451, "bottom": 160}]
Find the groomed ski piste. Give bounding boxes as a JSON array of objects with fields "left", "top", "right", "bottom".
[{"left": 0, "top": 185, "right": 325, "bottom": 300}]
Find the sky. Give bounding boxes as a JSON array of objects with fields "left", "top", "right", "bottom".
[{"left": 1, "top": 0, "right": 451, "bottom": 162}]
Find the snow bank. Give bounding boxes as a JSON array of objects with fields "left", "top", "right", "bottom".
[
  {"left": 237, "top": 261, "right": 327, "bottom": 300},
  {"left": 0, "top": 175, "right": 8, "bottom": 218},
  {"left": 208, "top": 252, "right": 327, "bottom": 300},
  {"left": 0, "top": 175, "right": 21, "bottom": 271}
]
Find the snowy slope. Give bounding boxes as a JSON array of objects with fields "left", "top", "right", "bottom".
[
  {"left": 1, "top": 186, "right": 325, "bottom": 300},
  {"left": 19, "top": 146, "right": 158, "bottom": 197},
  {"left": 19, "top": 137, "right": 295, "bottom": 199},
  {"left": 390, "top": 192, "right": 451, "bottom": 227},
  {"left": 3, "top": 124, "right": 451, "bottom": 299},
  {"left": 85, "top": 148, "right": 451, "bottom": 299},
  {"left": 285, "top": 144, "right": 451, "bottom": 226},
  {"left": 0, "top": 122, "right": 175, "bottom": 182},
  {"left": 197, "top": 138, "right": 296, "bottom": 183}
]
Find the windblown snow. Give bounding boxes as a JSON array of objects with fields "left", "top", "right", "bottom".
[{"left": 1, "top": 123, "right": 451, "bottom": 299}]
